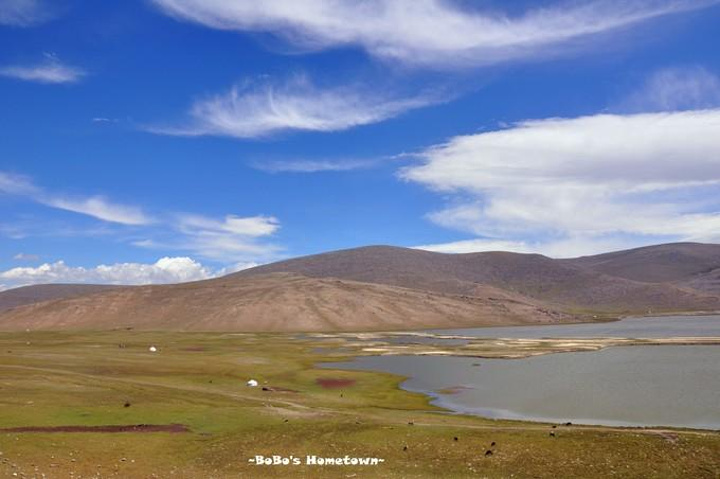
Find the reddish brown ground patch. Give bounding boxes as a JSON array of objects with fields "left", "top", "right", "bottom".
[
  {"left": 0, "top": 424, "right": 189, "bottom": 433},
  {"left": 262, "top": 386, "right": 299, "bottom": 393},
  {"left": 316, "top": 378, "right": 356, "bottom": 389}
]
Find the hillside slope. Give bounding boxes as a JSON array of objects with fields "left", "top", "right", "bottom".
[
  {"left": 0, "top": 273, "right": 572, "bottom": 332},
  {"left": 565, "top": 243, "right": 720, "bottom": 283},
  {"left": 0, "top": 284, "right": 119, "bottom": 312},
  {"left": 235, "top": 246, "right": 720, "bottom": 312}
]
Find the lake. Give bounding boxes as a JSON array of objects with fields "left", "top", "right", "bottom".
[
  {"left": 323, "top": 316, "right": 720, "bottom": 430},
  {"left": 429, "top": 314, "right": 720, "bottom": 339}
]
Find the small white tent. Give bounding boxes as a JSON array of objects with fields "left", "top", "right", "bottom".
[
  {"left": 247, "top": 379, "right": 258, "bottom": 387},
  {"left": 149, "top": 346, "right": 158, "bottom": 352}
]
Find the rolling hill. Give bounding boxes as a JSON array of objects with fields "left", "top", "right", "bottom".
[
  {"left": 0, "top": 284, "right": 119, "bottom": 313},
  {"left": 0, "top": 273, "right": 570, "bottom": 332},
  {"left": 0, "top": 242, "right": 719, "bottom": 332},
  {"left": 564, "top": 242, "right": 720, "bottom": 283},
  {"left": 234, "top": 245, "right": 720, "bottom": 312}
]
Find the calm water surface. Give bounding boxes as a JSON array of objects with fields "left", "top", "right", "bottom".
[
  {"left": 324, "top": 316, "right": 720, "bottom": 429},
  {"left": 430, "top": 314, "right": 720, "bottom": 338}
]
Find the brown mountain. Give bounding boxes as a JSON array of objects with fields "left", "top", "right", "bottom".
[
  {"left": 234, "top": 245, "right": 720, "bottom": 313},
  {"left": 0, "top": 273, "right": 570, "bottom": 332},
  {"left": 0, "top": 284, "right": 119, "bottom": 313},
  {"left": 1, "top": 243, "right": 719, "bottom": 332},
  {"left": 564, "top": 242, "right": 720, "bottom": 283}
]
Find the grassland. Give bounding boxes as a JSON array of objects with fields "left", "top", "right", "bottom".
[{"left": 0, "top": 331, "right": 718, "bottom": 478}]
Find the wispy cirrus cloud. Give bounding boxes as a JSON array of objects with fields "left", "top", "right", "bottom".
[
  {"left": 401, "top": 108, "right": 720, "bottom": 257},
  {"left": 148, "top": 75, "right": 443, "bottom": 138},
  {"left": 622, "top": 66, "right": 720, "bottom": 112},
  {"left": 253, "top": 158, "right": 379, "bottom": 173},
  {"left": 0, "top": 170, "right": 283, "bottom": 264},
  {"left": 45, "top": 197, "right": 151, "bottom": 226},
  {"left": 134, "top": 213, "right": 284, "bottom": 262},
  {"left": 0, "top": 171, "right": 152, "bottom": 225},
  {"left": 0, "top": 54, "right": 86, "bottom": 84},
  {"left": 0, "top": 0, "right": 52, "bottom": 27},
  {"left": 150, "top": 0, "right": 719, "bottom": 69},
  {"left": 13, "top": 253, "right": 40, "bottom": 261}
]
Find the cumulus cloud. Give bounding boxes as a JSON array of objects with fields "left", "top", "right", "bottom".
[
  {"left": 0, "top": 256, "right": 259, "bottom": 290},
  {"left": 401, "top": 108, "right": 720, "bottom": 256},
  {"left": 0, "top": 171, "right": 153, "bottom": 225},
  {"left": 0, "top": 55, "right": 85, "bottom": 84},
  {"left": 0, "top": 0, "right": 51, "bottom": 26},
  {"left": 623, "top": 66, "right": 720, "bottom": 112},
  {"left": 149, "top": 75, "right": 440, "bottom": 138},
  {"left": 150, "top": 0, "right": 717, "bottom": 68}
]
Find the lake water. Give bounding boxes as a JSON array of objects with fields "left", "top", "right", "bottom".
[
  {"left": 323, "top": 316, "right": 720, "bottom": 430},
  {"left": 429, "top": 314, "right": 720, "bottom": 339}
]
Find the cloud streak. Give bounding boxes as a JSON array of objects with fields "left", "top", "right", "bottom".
[
  {"left": 135, "top": 213, "right": 284, "bottom": 262},
  {"left": 0, "top": 56, "right": 85, "bottom": 84},
  {"left": 149, "top": 75, "right": 441, "bottom": 138},
  {"left": 0, "top": 171, "right": 283, "bottom": 263},
  {"left": 253, "top": 158, "right": 378, "bottom": 173},
  {"left": 623, "top": 66, "right": 720, "bottom": 112},
  {"left": 150, "top": 0, "right": 718, "bottom": 68},
  {"left": 0, "top": 0, "right": 51, "bottom": 27},
  {"left": 0, "top": 171, "right": 153, "bottom": 225}
]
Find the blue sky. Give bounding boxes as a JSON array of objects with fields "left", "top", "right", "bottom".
[{"left": 2, "top": 0, "right": 720, "bottom": 288}]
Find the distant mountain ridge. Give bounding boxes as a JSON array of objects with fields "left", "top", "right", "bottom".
[
  {"left": 1, "top": 242, "right": 719, "bottom": 332},
  {"left": 234, "top": 244, "right": 720, "bottom": 312}
]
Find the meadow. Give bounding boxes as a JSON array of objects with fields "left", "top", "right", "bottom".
[{"left": 0, "top": 331, "right": 718, "bottom": 478}]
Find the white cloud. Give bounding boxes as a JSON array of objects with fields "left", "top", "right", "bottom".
[
  {"left": 0, "top": 171, "right": 153, "bottom": 225},
  {"left": 0, "top": 0, "right": 50, "bottom": 26},
  {"left": 13, "top": 253, "right": 39, "bottom": 261},
  {"left": 178, "top": 214, "right": 279, "bottom": 237},
  {"left": 414, "top": 236, "right": 655, "bottom": 258},
  {"left": 0, "top": 257, "right": 217, "bottom": 288},
  {"left": 415, "top": 239, "right": 532, "bottom": 254},
  {"left": 0, "top": 56, "right": 85, "bottom": 84},
  {"left": 177, "top": 214, "right": 282, "bottom": 261},
  {"left": 46, "top": 196, "right": 152, "bottom": 226},
  {"left": 253, "top": 158, "right": 377, "bottom": 173},
  {"left": 0, "top": 256, "right": 263, "bottom": 290},
  {"left": 148, "top": 74, "right": 442, "bottom": 138},
  {"left": 0, "top": 171, "right": 38, "bottom": 196},
  {"left": 401, "top": 108, "right": 720, "bottom": 252},
  {"left": 150, "top": 0, "right": 717, "bottom": 68},
  {"left": 623, "top": 66, "right": 720, "bottom": 112},
  {"left": 132, "top": 213, "right": 283, "bottom": 262},
  {"left": 0, "top": 171, "right": 282, "bottom": 264}
]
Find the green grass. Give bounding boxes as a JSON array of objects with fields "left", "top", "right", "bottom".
[{"left": 0, "top": 331, "right": 718, "bottom": 478}]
